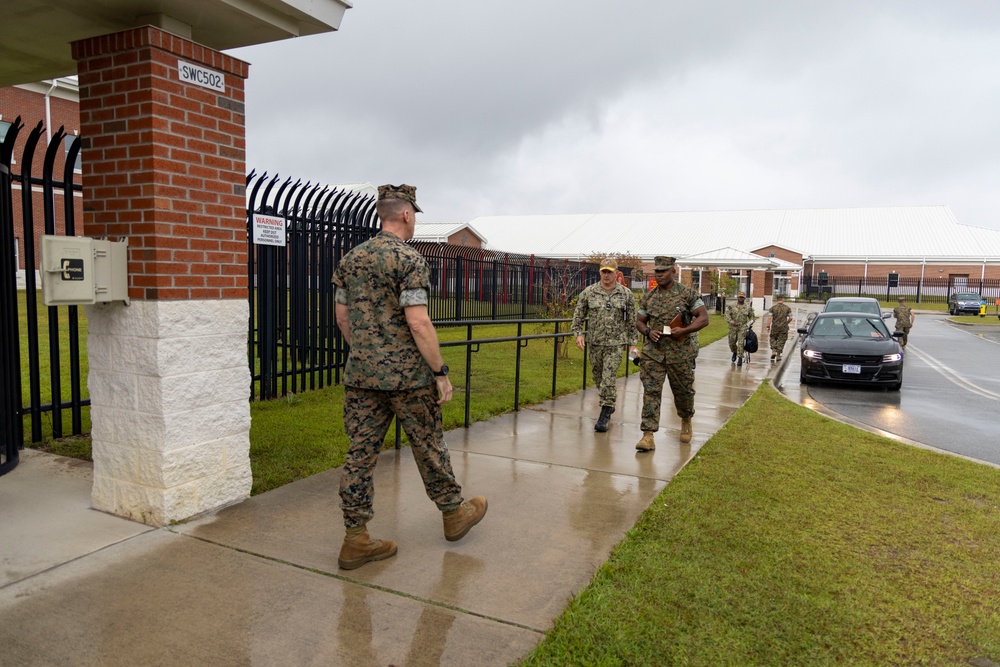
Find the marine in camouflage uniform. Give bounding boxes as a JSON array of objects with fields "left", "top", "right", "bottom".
[
  {"left": 724, "top": 292, "right": 756, "bottom": 365},
  {"left": 892, "top": 297, "right": 915, "bottom": 348},
  {"left": 331, "top": 184, "right": 486, "bottom": 570},
  {"left": 571, "top": 257, "right": 638, "bottom": 432},
  {"left": 767, "top": 296, "right": 793, "bottom": 361},
  {"left": 635, "top": 256, "right": 709, "bottom": 450}
]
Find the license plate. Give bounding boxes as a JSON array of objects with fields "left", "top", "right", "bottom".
[{"left": 842, "top": 364, "right": 861, "bottom": 374}]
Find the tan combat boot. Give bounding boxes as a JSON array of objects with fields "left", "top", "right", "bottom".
[
  {"left": 636, "top": 431, "right": 655, "bottom": 451},
  {"left": 338, "top": 525, "right": 397, "bottom": 570},
  {"left": 443, "top": 496, "right": 488, "bottom": 542},
  {"left": 679, "top": 418, "right": 693, "bottom": 444}
]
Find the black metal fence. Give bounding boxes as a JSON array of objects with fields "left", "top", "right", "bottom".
[
  {"left": 245, "top": 172, "right": 622, "bottom": 400},
  {"left": 801, "top": 274, "right": 1000, "bottom": 305},
  {"left": 246, "top": 171, "right": 379, "bottom": 400},
  {"left": 1, "top": 117, "right": 87, "bottom": 473},
  {"left": 412, "top": 243, "right": 611, "bottom": 321}
]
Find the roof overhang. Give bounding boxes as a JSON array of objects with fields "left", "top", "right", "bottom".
[{"left": 0, "top": 0, "right": 353, "bottom": 87}]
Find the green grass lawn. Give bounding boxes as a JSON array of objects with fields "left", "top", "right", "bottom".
[
  {"left": 950, "top": 314, "right": 1000, "bottom": 325},
  {"left": 521, "top": 383, "right": 1000, "bottom": 666}
]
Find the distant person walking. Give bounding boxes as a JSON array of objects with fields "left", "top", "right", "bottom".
[
  {"left": 892, "top": 296, "right": 915, "bottom": 348},
  {"left": 724, "top": 291, "right": 756, "bottom": 366},
  {"left": 766, "top": 294, "right": 793, "bottom": 362},
  {"left": 634, "top": 256, "right": 709, "bottom": 451},
  {"left": 571, "top": 257, "right": 638, "bottom": 432},
  {"left": 332, "top": 184, "right": 487, "bottom": 570}
]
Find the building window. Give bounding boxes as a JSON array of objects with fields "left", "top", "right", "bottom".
[
  {"left": 773, "top": 271, "right": 789, "bottom": 296},
  {"left": 63, "top": 134, "right": 82, "bottom": 172}
]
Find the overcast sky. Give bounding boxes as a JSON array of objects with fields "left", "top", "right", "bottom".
[{"left": 230, "top": 1, "right": 1000, "bottom": 231}]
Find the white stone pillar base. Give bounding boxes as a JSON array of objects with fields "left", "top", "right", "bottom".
[{"left": 86, "top": 300, "right": 252, "bottom": 526}]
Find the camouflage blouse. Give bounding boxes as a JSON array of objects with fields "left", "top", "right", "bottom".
[
  {"left": 332, "top": 231, "right": 435, "bottom": 390},
  {"left": 768, "top": 302, "right": 792, "bottom": 332},
  {"left": 893, "top": 304, "right": 913, "bottom": 329},
  {"left": 570, "top": 282, "right": 637, "bottom": 347},
  {"left": 638, "top": 282, "right": 704, "bottom": 364}
]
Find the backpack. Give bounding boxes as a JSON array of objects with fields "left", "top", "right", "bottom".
[{"left": 744, "top": 328, "right": 759, "bottom": 353}]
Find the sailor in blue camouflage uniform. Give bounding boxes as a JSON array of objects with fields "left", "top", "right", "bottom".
[
  {"left": 332, "top": 184, "right": 487, "bottom": 570},
  {"left": 571, "top": 257, "right": 638, "bottom": 432},
  {"left": 634, "top": 256, "right": 709, "bottom": 451}
]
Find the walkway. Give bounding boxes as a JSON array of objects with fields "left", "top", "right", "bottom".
[{"left": 0, "top": 330, "right": 780, "bottom": 666}]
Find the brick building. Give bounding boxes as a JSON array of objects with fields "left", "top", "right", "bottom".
[{"left": 0, "top": 78, "right": 83, "bottom": 287}]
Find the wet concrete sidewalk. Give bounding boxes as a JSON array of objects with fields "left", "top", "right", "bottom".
[{"left": 0, "top": 333, "right": 779, "bottom": 666}]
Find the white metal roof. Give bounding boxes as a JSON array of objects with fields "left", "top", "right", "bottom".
[
  {"left": 466, "top": 206, "right": 1000, "bottom": 264},
  {"left": 679, "top": 247, "right": 785, "bottom": 269}
]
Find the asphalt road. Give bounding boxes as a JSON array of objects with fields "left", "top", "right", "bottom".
[{"left": 778, "top": 311, "right": 1000, "bottom": 466}]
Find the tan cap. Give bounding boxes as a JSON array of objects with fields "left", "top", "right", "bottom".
[
  {"left": 377, "top": 183, "right": 422, "bottom": 213},
  {"left": 737, "top": 291, "right": 747, "bottom": 297},
  {"left": 599, "top": 257, "right": 618, "bottom": 271}
]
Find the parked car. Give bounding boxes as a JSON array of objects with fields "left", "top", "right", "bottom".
[
  {"left": 797, "top": 313, "right": 904, "bottom": 390},
  {"left": 948, "top": 291, "right": 983, "bottom": 316},
  {"left": 822, "top": 297, "right": 889, "bottom": 318}
]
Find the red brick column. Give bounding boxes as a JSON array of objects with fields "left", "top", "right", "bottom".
[
  {"left": 72, "top": 26, "right": 248, "bottom": 300},
  {"left": 69, "top": 28, "right": 252, "bottom": 525}
]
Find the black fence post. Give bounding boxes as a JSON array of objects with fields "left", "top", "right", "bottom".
[
  {"left": 491, "top": 260, "right": 498, "bottom": 320},
  {"left": 455, "top": 257, "right": 464, "bottom": 320}
]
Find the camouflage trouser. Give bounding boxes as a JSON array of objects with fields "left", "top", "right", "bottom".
[
  {"left": 640, "top": 359, "right": 695, "bottom": 431},
  {"left": 895, "top": 325, "right": 910, "bottom": 347},
  {"left": 728, "top": 326, "right": 748, "bottom": 356},
  {"left": 769, "top": 328, "right": 789, "bottom": 356},
  {"left": 340, "top": 384, "right": 463, "bottom": 528},
  {"left": 589, "top": 345, "right": 624, "bottom": 407}
]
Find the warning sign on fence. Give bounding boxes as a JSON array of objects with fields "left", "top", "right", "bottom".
[{"left": 253, "top": 214, "right": 286, "bottom": 247}]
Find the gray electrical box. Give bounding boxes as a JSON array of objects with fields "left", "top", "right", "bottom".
[{"left": 41, "top": 236, "right": 129, "bottom": 306}]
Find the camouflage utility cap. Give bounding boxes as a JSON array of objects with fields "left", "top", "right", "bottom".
[
  {"left": 737, "top": 291, "right": 747, "bottom": 297},
  {"left": 600, "top": 257, "right": 618, "bottom": 271},
  {"left": 378, "top": 183, "right": 422, "bottom": 213},
  {"left": 653, "top": 256, "right": 676, "bottom": 271}
]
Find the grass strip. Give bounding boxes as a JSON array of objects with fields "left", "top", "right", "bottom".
[{"left": 521, "top": 383, "right": 1000, "bottom": 666}]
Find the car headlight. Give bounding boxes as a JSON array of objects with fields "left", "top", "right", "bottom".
[
  {"left": 882, "top": 353, "right": 902, "bottom": 362},
  {"left": 803, "top": 349, "right": 822, "bottom": 359}
]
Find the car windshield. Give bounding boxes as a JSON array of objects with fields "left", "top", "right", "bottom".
[
  {"left": 956, "top": 293, "right": 981, "bottom": 300},
  {"left": 823, "top": 300, "right": 881, "bottom": 315},
  {"left": 811, "top": 315, "right": 890, "bottom": 338}
]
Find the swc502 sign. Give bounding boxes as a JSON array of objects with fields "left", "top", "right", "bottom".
[
  {"left": 253, "top": 214, "right": 286, "bottom": 247},
  {"left": 178, "top": 60, "right": 225, "bottom": 92}
]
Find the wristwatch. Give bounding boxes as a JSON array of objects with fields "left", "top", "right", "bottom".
[{"left": 433, "top": 364, "right": 449, "bottom": 377}]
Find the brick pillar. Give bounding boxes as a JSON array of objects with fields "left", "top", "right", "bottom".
[{"left": 72, "top": 27, "right": 251, "bottom": 525}]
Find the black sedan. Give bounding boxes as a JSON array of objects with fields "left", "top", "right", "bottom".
[{"left": 797, "top": 312, "right": 904, "bottom": 390}]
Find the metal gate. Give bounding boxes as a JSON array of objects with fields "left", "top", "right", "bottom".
[
  {"left": 1, "top": 116, "right": 87, "bottom": 475},
  {"left": 246, "top": 171, "right": 378, "bottom": 400}
]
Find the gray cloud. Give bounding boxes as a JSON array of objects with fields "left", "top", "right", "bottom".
[{"left": 230, "top": 1, "right": 1000, "bottom": 230}]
